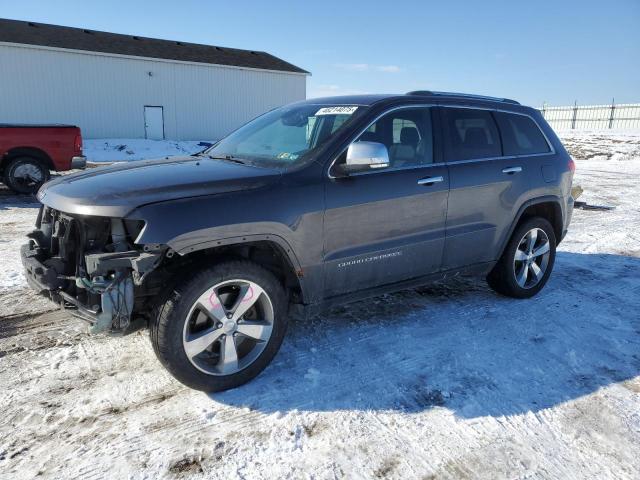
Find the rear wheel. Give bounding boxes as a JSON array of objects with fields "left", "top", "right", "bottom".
[
  {"left": 150, "top": 260, "right": 288, "bottom": 392},
  {"left": 487, "top": 217, "right": 556, "bottom": 298},
  {"left": 3, "top": 156, "right": 50, "bottom": 194}
]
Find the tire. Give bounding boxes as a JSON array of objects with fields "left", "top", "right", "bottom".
[
  {"left": 3, "top": 156, "right": 50, "bottom": 194},
  {"left": 150, "top": 260, "right": 288, "bottom": 392},
  {"left": 487, "top": 217, "right": 556, "bottom": 299}
]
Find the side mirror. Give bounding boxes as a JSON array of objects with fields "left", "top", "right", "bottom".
[{"left": 340, "top": 141, "right": 390, "bottom": 174}]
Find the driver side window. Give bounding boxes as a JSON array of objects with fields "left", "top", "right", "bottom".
[{"left": 355, "top": 107, "right": 433, "bottom": 168}]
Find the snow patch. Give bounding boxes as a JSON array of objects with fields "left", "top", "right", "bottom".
[
  {"left": 83, "top": 138, "right": 212, "bottom": 163},
  {"left": 0, "top": 130, "right": 639, "bottom": 478}
]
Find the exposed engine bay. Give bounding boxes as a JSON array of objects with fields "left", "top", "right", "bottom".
[{"left": 21, "top": 206, "right": 168, "bottom": 334}]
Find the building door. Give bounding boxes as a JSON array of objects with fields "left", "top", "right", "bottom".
[{"left": 144, "top": 106, "right": 164, "bottom": 140}]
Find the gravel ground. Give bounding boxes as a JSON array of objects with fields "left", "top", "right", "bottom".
[{"left": 0, "top": 131, "right": 639, "bottom": 480}]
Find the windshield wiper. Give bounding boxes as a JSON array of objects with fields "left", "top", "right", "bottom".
[{"left": 198, "top": 154, "right": 249, "bottom": 165}]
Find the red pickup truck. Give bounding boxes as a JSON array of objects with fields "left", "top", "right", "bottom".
[{"left": 0, "top": 124, "right": 86, "bottom": 194}]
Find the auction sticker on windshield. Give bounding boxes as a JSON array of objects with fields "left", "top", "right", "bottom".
[{"left": 315, "top": 106, "right": 358, "bottom": 116}]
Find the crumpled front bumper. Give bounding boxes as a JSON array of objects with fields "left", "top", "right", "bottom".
[
  {"left": 21, "top": 242, "right": 98, "bottom": 324},
  {"left": 21, "top": 243, "right": 59, "bottom": 292},
  {"left": 21, "top": 239, "right": 161, "bottom": 333}
]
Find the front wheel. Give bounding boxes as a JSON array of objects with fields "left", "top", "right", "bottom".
[
  {"left": 487, "top": 217, "right": 556, "bottom": 298},
  {"left": 150, "top": 260, "right": 288, "bottom": 392}
]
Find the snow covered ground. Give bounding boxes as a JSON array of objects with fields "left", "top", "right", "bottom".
[
  {"left": 0, "top": 131, "right": 639, "bottom": 479},
  {"left": 83, "top": 138, "right": 210, "bottom": 163}
]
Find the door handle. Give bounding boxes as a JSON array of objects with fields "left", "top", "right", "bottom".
[
  {"left": 417, "top": 176, "right": 444, "bottom": 186},
  {"left": 502, "top": 166, "right": 522, "bottom": 174}
]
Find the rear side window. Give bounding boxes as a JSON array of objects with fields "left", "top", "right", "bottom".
[
  {"left": 441, "top": 108, "right": 501, "bottom": 161},
  {"left": 495, "top": 112, "right": 550, "bottom": 155}
]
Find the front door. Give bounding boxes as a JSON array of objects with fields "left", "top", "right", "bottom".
[
  {"left": 144, "top": 106, "right": 164, "bottom": 140},
  {"left": 323, "top": 107, "right": 449, "bottom": 297}
]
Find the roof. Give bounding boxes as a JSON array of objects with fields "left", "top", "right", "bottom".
[
  {"left": 405, "top": 90, "right": 520, "bottom": 105},
  {"left": 301, "top": 91, "right": 526, "bottom": 108},
  {"left": 0, "top": 18, "right": 309, "bottom": 74},
  {"left": 299, "top": 95, "right": 396, "bottom": 106}
]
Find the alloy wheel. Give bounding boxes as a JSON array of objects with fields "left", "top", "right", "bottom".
[
  {"left": 182, "top": 279, "right": 274, "bottom": 376},
  {"left": 513, "top": 227, "right": 551, "bottom": 289}
]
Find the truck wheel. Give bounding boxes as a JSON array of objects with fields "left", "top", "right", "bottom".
[
  {"left": 150, "top": 260, "right": 288, "bottom": 392},
  {"left": 487, "top": 217, "right": 556, "bottom": 299},
  {"left": 3, "top": 156, "right": 50, "bottom": 194}
]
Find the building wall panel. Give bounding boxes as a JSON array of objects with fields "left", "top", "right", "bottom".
[{"left": 0, "top": 43, "right": 307, "bottom": 140}]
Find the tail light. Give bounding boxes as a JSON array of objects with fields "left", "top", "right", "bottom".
[
  {"left": 74, "top": 132, "right": 83, "bottom": 153},
  {"left": 568, "top": 157, "right": 576, "bottom": 173}
]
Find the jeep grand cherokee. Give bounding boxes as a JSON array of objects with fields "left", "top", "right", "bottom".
[{"left": 22, "top": 91, "right": 575, "bottom": 391}]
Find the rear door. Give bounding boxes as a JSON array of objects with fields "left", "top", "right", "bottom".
[
  {"left": 440, "top": 106, "right": 530, "bottom": 270},
  {"left": 494, "top": 110, "right": 556, "bottom": 199},
  {"left": 323, "top": 106, "right": 449, "bottom": 297}
]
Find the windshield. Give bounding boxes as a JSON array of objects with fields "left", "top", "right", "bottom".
[{"left": 204, "top": 104, "right": 364, "bottom": 168}]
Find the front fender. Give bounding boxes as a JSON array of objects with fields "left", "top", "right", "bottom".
[
  {"left": 127, "top": 184, "right": 326, "bottom": 303},
  {"left": 131, "top": 196, "right": 302, "bottom": 260}
]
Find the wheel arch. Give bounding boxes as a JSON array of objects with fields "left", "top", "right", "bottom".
[
  {"left": 2, "top": 147, "right": 54, "bottom": 171},
  {"left": 499, "top": 196, "right": 564, "bottom": 258},
  {"left": 169, "top": 235, "right": 308, "bottom": 305}
]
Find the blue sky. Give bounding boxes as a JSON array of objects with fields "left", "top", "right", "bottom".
[{"left": 1, "top": 0, "right": 638, "bottom": 106}]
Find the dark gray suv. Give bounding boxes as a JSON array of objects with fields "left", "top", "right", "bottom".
[{"left": 22, "top": 91, "right": 575, "bottom": 391}]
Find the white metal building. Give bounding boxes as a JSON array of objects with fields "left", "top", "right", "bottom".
[{"left": 0, "top": 19, "right": 308, "bottom": 140}]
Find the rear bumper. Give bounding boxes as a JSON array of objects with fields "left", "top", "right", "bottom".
[
  {"left": 562, "top": 194, "right": 575, "bottom": 241},
  {"left": 70, "top": 156, "right": 87, "bottom": 169}
]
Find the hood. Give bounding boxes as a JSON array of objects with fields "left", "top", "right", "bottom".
[{"left": 38, "top": 156, "right": 281, "bottom": 217}]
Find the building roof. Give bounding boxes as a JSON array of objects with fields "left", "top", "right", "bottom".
[{"left": 0, "top": 18, "right": 309, "bottom": 74}]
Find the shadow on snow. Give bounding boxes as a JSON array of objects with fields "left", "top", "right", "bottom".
[
  {"left": 212, "top": 252, "right": 640, "bottom": 418},
  {"left": 0, "top": 186, "right": 40, "bottom": 210}
]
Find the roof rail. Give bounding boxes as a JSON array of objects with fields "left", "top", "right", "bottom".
[{"left": 406, "top": 90, "right": 520, "bottom": 105}]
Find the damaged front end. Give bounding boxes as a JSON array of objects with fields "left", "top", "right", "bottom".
[{"left": 21, "top": 206, "right": 167, "bottom": 334}]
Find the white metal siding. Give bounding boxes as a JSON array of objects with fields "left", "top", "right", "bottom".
[{"left": 0, "top": 43, "right": 306, "bottom": 140}]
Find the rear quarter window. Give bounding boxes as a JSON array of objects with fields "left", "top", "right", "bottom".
[
  {"left": 495, "top": 112, "right": 550, "bottom": 155},
  {"left": 441, "top": 108, "right": 502, "bottom": 161}
]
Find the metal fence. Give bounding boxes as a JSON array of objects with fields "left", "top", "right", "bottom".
[{"left": 539, "top": 102, "right": 640, "bottom": 130}]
